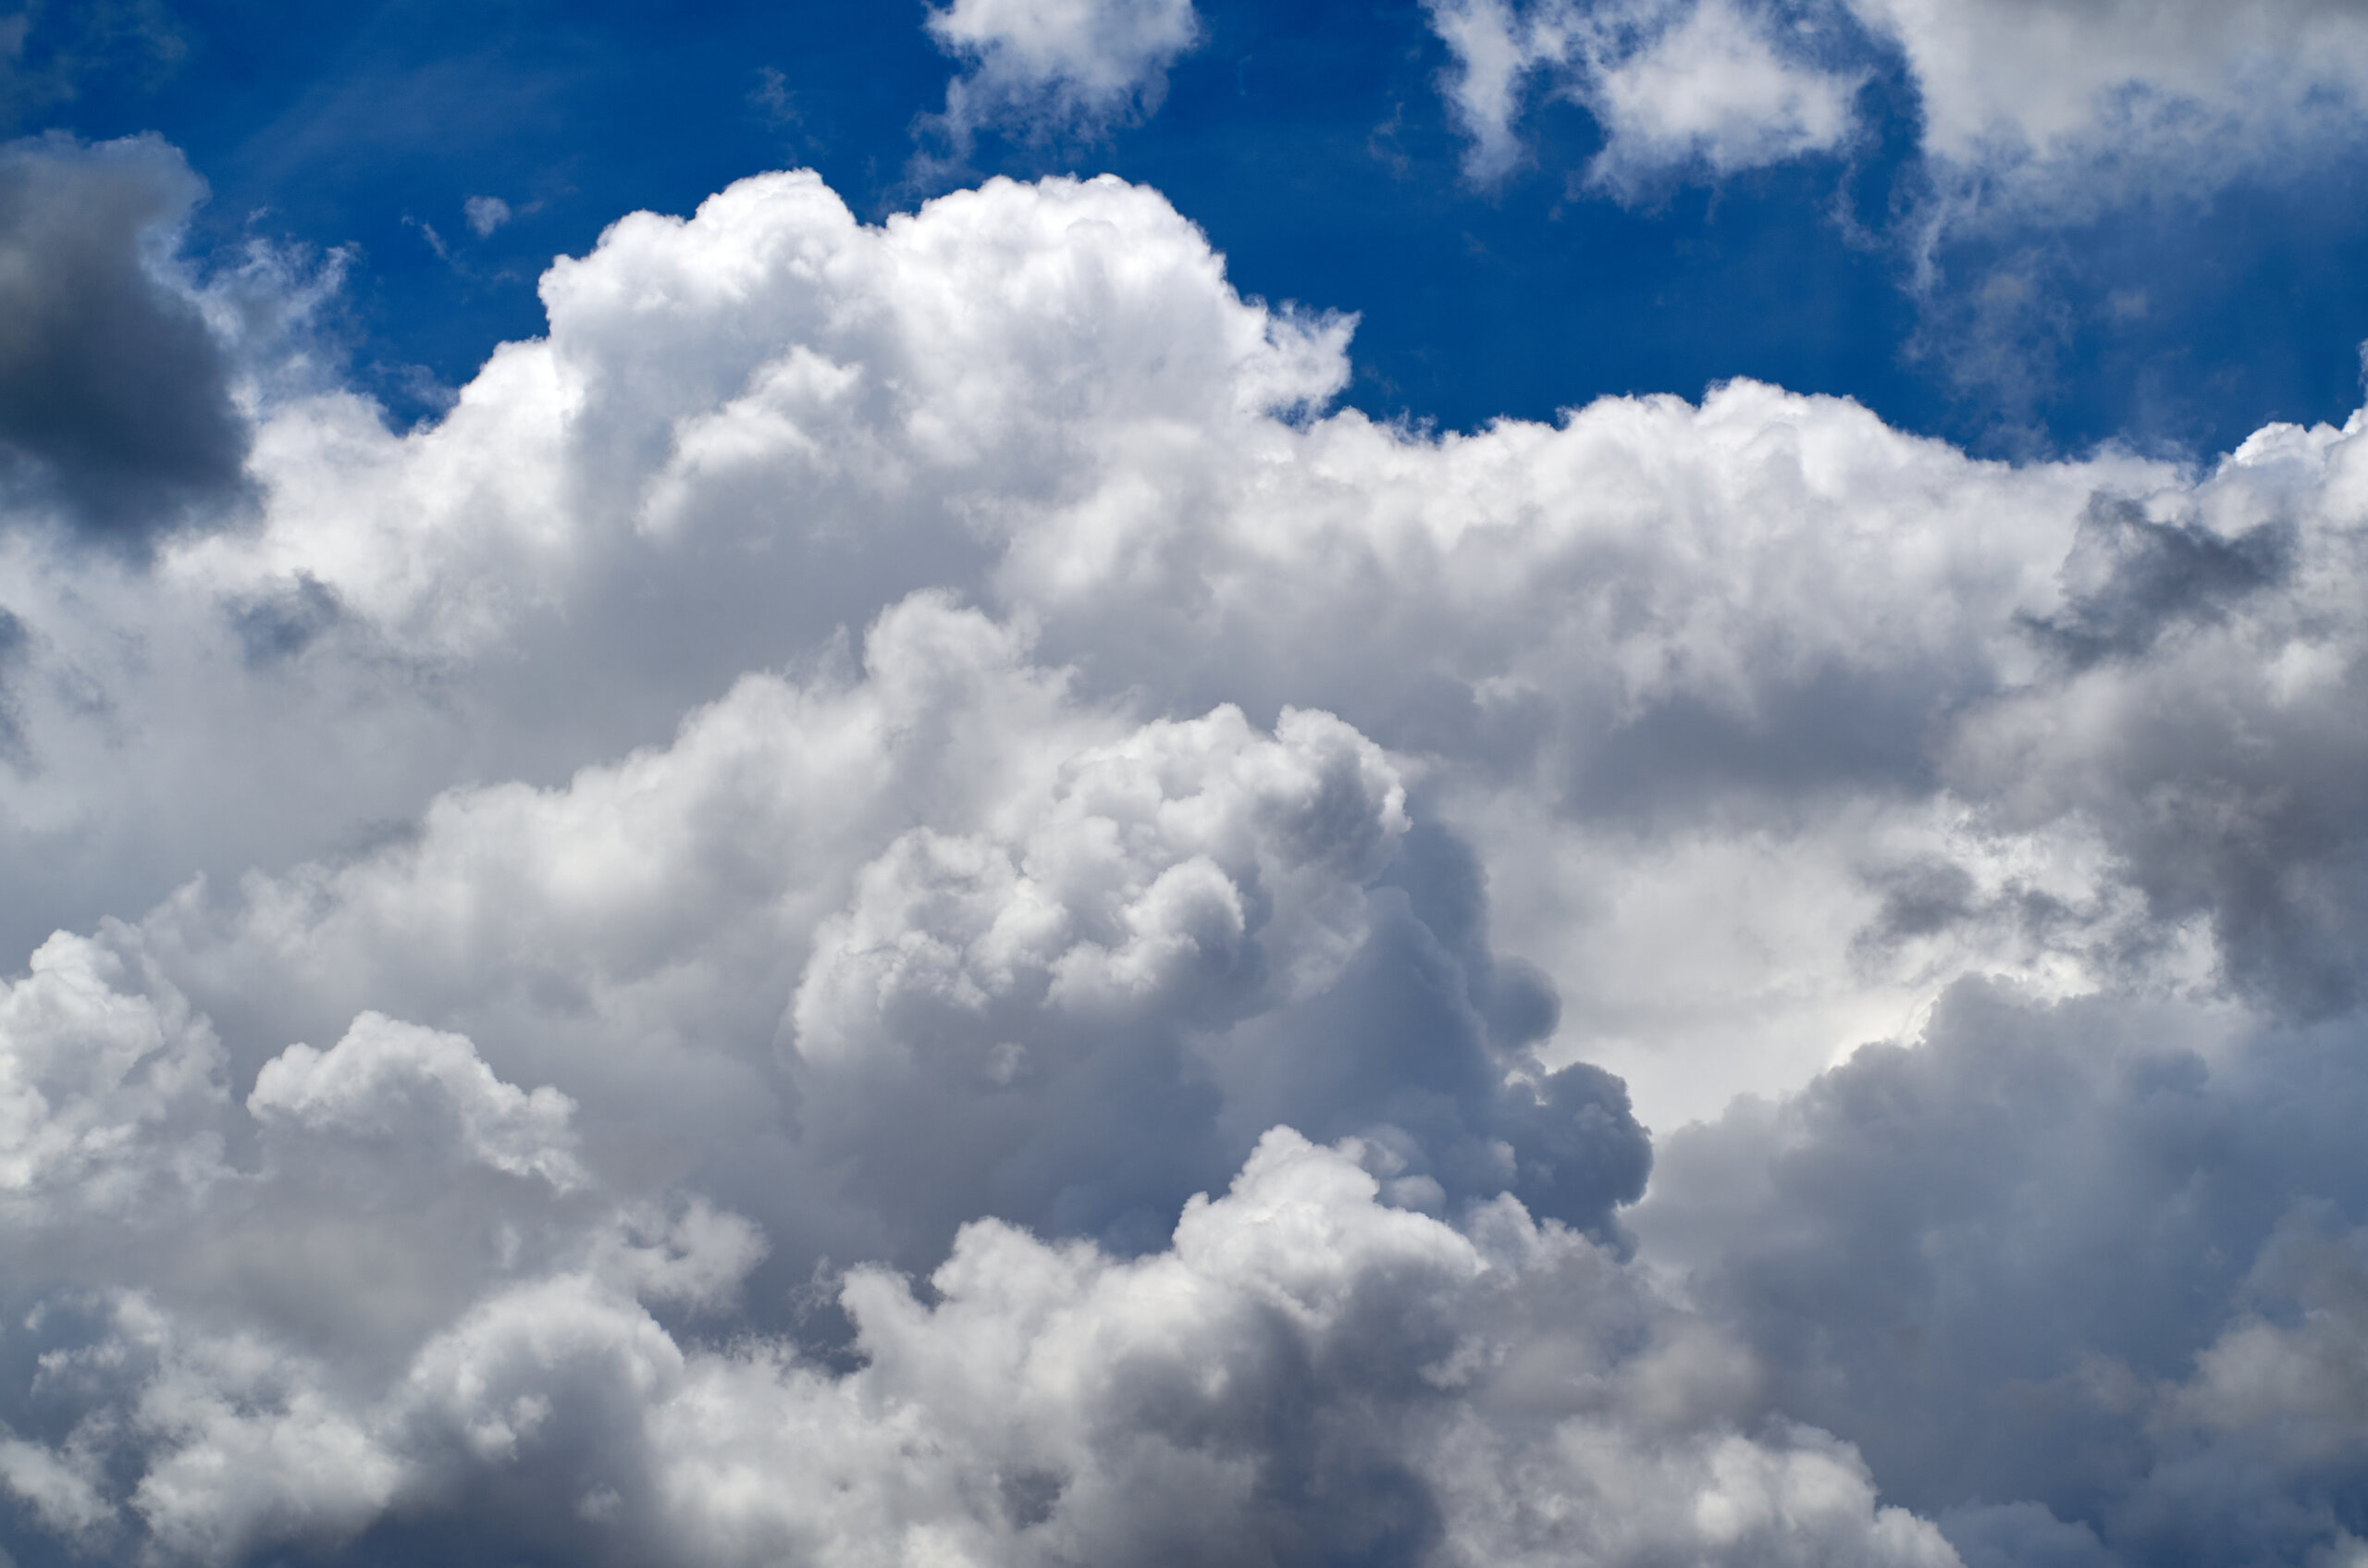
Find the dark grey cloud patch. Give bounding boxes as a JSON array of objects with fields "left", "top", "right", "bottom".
[
  {"left": 1639, "top": 978, "right": 2368, "bottom": 1566},
  {"left": 1945, "top": 491, "right": 2368, "bottom": 1016},
  {"left": 1561, "top": 662, "right": 1954, "bottom": 824},
  {"left": 1852, "top": 858, "right": 1980, "bottom": 957},
  {"left": 2023, "top": 494, "right": 2292, "bottom": 669},
  {"left": 1197, "top": 818, "right": 1651, "bottom": 1245},
  {"left": 0, "top": 604, "right": 24, "bottom": 763},
  {"left": 777, "top": 721, "right": 1650, "bottom": 1273},
  {"left": 1937, "top": 1502, "right": 2115, "bottom": 1568},
  {"left": 227, "top": 574, "right": 341, "bottom": 666},
  {"left": 0, "top": 132, "right": 248, "bottom": 547}
]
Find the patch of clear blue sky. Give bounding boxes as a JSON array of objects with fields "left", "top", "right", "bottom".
[{"left": 14, "top": 0, "right": 2368, "bottom": 460}]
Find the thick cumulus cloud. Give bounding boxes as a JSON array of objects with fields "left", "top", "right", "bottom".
[
  {"left": 0, "top": 1082, "right": 1945, "bottom": 1566},
  {"left": 0, "top": 133, "right": 247, "bottom": 546},
  {"left": 3, "top": 154, "right": 2368, "bottom": 1562},
  {"left": 924, "top": 0, "right": 1202, "bottom": 153},
  {"left": 0, "top": 163, "right": 2175, "bottom": 1114},
  {"left": 0, "top": 692, "right": 1873, "bottom": 1564},
  {"left": 114, "top": 592, "right": 1647, "bottom": 1286},
  {"left": 10, "top": 155, "right": 2359, "bottom": 1110}
]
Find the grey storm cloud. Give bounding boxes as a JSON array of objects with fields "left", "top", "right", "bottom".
[
  {"left": 0, "top": 602, "right": 26, "bottom": 761},
  {"left": 0, "top": 144, "right": 2366, "bottom": 1566},
  {"left": 0, "top": 133, "right": 248, "bottom": 547},
  {"left": 1640, "top": 978, "right": 2368, "bottom": 1565}
]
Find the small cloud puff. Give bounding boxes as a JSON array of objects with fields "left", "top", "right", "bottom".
[
  {"left": 462, "top": 194, "right": 512, "bottom": 237},
  {"left": 925, "top": 0, "right": 1202, "bottom": 153},
  {"left": 1425, "top": 0, "right": 1863, "bottom": 189}
]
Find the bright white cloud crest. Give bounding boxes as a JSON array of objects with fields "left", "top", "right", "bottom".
[{"left": 2, "top": 138, "right": 2368, "bottom": 1562}]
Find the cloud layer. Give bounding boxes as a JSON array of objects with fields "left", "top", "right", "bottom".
[{"left": 2, "top": 132, "right": 2368, "bottom": 1562}]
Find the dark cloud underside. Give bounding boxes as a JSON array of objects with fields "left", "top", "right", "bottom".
[{"left": 0, "top": 133, "right": 245, "bottom": 545}]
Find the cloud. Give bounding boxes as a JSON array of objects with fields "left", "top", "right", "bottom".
[
  {"left": 639, "top": 1129, "right": 1955, "bottom": 1568},
  {"left": 0, "top": 930, "right": 226, "bottom": 1228},
  {"left": 0, "top": 1102, "right": 1960, "bottom": 1566},
  {"left": 1426, "top": 0, "right": 1864, "bottom": 188},
  {"left": 0, "top": 155, "right": 2337, "bottom": 1119},
  {"left": 924, "top": 0, "right": 1202, "bottom": 153},
  {"left": 100, "top": 589, "right": 1646, "bottom": 1294},
  {"left": 1845, "top": 0, "right": 2368, "bottom": 187},
  {"left": 1585, "top": 0, "right": 1863, "bottom": 192},
  {"left": 1638, "top": 977, "right": 2368, "bottom": 1564},
  {"left": 1, "top": 153, "right": 2368, "bottom": 1562},
  {"left": 1421, "top": 1, "right": 2368, "bottom": 415},
  {"left": 462, "top": 195, "right": 511, "bottom": 237},
  {"left": 0, "top": 133, "right": 249, "bottom": 547},
  {"left": 247, "top": 1012, "right": 588, "bottom": 1192},
  {"left": 1432, "top": 0, "right": 2368, "bottom": 203}
]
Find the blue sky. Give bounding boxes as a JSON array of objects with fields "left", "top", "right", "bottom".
[
  {"left": 8, "top": 4, "right": 2368, "bottom": 1566},
  {"left": 22, "top": 0, "right": 2368, "bottom": 454}
]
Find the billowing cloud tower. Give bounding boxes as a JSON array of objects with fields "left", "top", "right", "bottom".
[{"left": 0, "top": 6, "right": 2366, "bottom": 1558}]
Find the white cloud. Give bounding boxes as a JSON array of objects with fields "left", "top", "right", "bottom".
[
  {"left": 462, "top": 195, "right": 511, "bottom": 238},
  {"left": 0, "top": 1127, "right": 1966, "bottom": 1566},
  {"left": 0, "top": 931, "right": 226, "bottom": 1225},
  {"left": 1424, "top": 0, "right": 1865, "bottom": 188},
  {"left": 4, "top": 149, "right": 2368, "bottom": 1562},
  {"left": 643, "top": 1130, "right": 1960, "bottom": 1568},
  {"left": 1847, "top": 0, "right": 2368, "bottom": 182},
  {"left": 6, "top": 154, "right": 2346, "bottom": 1130},
  {"left": 114, "top": 588, "right": 1648, "bottom": 1278},
  {"left": 1424, "top": 0, "right": 2368, "bottom": 308},
  {"left": 13, "top": 154, "right": 2365, "bottom": 1140},
  {"left": 1432, "top": 0, "right": 2368, "bottom": 193},
  {"left": 247, "top": 1012, "right": 587, "bottom": 1191},
  {"left": 1413, "top": 0, "right": 2368, "bottom": 423},
  {"left": 1588, "top": 0, "right": 1863, "bottom": 191},
  {"left": 925, "top": 0, "right": 1202, "bottom": 150}
]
